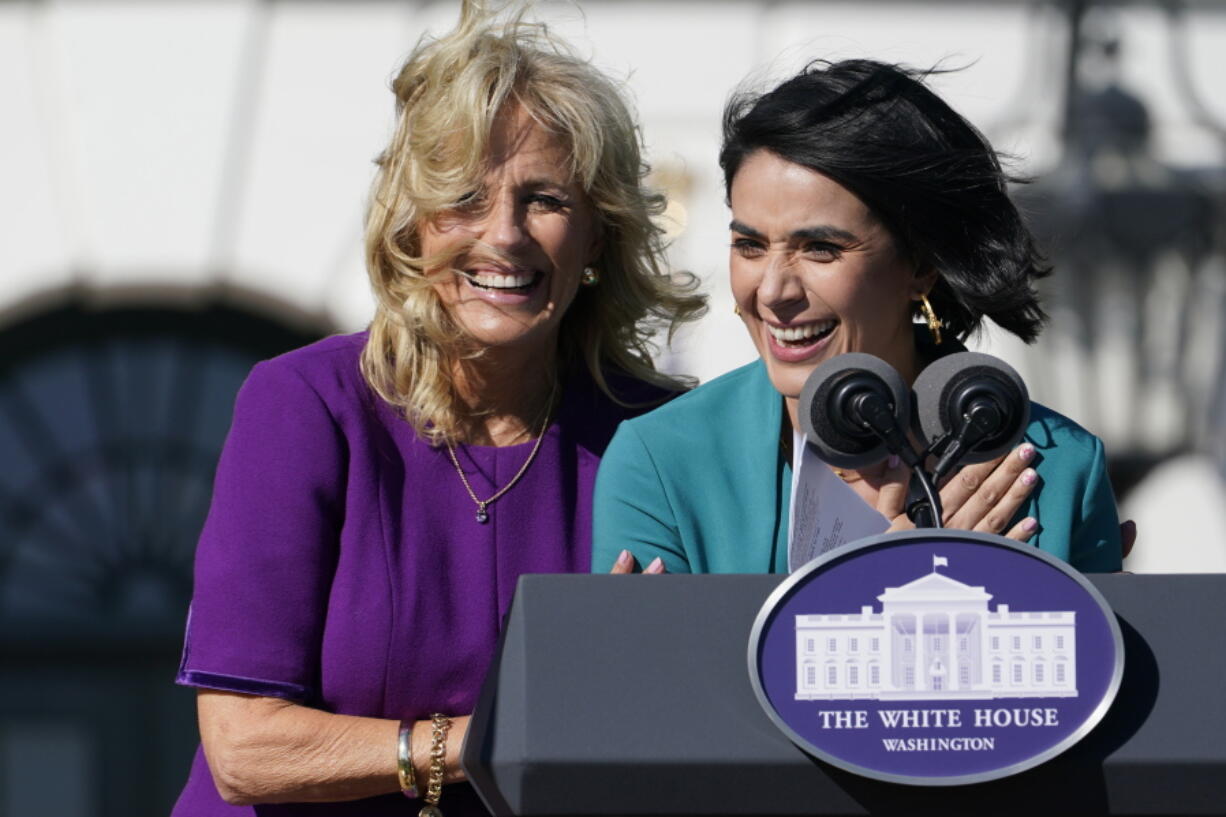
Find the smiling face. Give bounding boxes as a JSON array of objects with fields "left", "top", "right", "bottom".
[
  {"left": 729, "top": 150, "right": 933, "bottom": 420},
  {"left": 421, "top": 107, "right": 601, "bottom": 360}
]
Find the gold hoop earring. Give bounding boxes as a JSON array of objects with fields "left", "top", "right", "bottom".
[
  {"left": 918, "top": 293, "right": 942, "bottom": 345},
  {"left": 581, "top": 267, "right": 599, "bottom": 287}
]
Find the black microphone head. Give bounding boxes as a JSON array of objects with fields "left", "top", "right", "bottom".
[
  {"left": 912, "top": 351, "right": 1030, "bottom": 464},
  {"left": 798, "top": 353, "right": 911, "bottom": 469}
]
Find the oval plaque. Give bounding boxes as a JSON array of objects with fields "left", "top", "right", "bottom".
[{"left": 748, "top": 529, "right": 1124, "bottom": 786}]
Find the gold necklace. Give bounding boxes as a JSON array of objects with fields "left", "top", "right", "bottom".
[{"left": 444, "top": 398, "right": 555, "bottom": 524}]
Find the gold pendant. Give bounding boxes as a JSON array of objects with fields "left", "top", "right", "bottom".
[{"left": 419, "top": 806, "right": 444, "bottom": 817}]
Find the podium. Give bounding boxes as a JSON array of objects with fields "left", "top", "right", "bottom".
[{"left": 462, "top": 573, "right": 1226, "bottom": 816}]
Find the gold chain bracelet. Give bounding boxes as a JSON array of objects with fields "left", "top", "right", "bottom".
[{"left": 418, "top": 713, "right": 451, "bottom": 817}]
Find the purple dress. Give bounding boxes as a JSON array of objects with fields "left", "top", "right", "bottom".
[{"left": 173, "top": 332, "right": 668, "bottom": 815}]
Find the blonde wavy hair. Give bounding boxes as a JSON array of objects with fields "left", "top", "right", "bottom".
[{"left": 361, "top": 1, "right": 706, "bottom": 444}]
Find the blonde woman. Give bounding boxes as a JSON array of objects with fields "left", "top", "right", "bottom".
[{"left": 171, "top": 4, "right": 703, "bottom": 815}]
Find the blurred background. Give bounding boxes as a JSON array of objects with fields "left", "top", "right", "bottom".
[{"left": 1, "top": 0, "right": 1223, "bottom": 813}]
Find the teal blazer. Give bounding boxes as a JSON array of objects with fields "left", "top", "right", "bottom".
[{"left": 592, "top": 360, "right": 1122, "bottom": 574}]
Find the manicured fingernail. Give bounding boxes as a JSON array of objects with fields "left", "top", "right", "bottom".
[
  {"left": 1020, "top": 468, "right": 1037, "bottom": 486},
  {"left": 616, "top": 549, "right": 632, "bottom": 568},
  {"left": 646, "top": 557, "right": 664, "bottom": 574},
  {"left": 1018, "top": 443, "right": 1035, "bottom": 462},
  {"left": 1022, "top": 517, "right": 1038, "bottom": 532},
  {"left": 888, "top": 454, "right": 900, "bottom": 468}
]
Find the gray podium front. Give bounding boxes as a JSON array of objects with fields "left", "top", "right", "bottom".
[{"left": 461, "top": 574, "right": 1226, "bottom": 816}]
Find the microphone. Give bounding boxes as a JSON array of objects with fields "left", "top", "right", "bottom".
[
  {"left": 798, "top": 353, "right": 913, "bottom": 470},
  {"left": 912, "top": 351, "right": 1030, "bottom": 479}
]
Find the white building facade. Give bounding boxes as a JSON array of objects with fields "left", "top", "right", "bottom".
[{"left": 795, "top": 568, "right": 1077, "bottom": 701}]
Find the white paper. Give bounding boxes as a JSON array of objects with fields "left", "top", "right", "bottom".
[{"left": 788, "top": 431, "right": 890, "bottom": 572}]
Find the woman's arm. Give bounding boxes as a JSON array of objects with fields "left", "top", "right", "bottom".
[
  {"left": 592, "top": 423, "right": 691, "bottom": 573},
  {"left": 183, "top": 360, "right": 469, "bottom": 805},
  {"left": 198, "top": 691, "right": 468, "bottom": 805}
]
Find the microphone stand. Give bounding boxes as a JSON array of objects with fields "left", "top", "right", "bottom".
[{"left": 904, "top": 470, "right": 942, "bottom": 528}]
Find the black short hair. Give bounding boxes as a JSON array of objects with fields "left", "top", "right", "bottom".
[{"left": 719, "top": 59, "right": 1048, "bottom": 343}]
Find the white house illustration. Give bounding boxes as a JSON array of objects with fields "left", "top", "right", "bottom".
[{"left": 795, "top": 557, "right": 1077, "bottom": 700}]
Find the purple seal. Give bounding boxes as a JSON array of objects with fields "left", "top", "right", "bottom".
[{"left": 748, "top": 529, "right": 1124, "bottom": 785}]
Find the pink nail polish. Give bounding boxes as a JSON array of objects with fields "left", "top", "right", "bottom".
[
  {"left": 1021, "top": 469, "right": 1037, "bottom": 486},
  {"left": 616, "top": 549, "right": 632, "bottom": 567},
  {"left": 1018, "top": 443, "right": 1035, "bottom": 462},
  {"left": 1023, "top": 517, "right": 1038, "bottom": 532},
  {"left": 646, "top": 557, "right": 664, "bottom": 573}
]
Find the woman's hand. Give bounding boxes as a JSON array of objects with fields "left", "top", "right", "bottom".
[
  {"left": 883, "top": 443, "right": 1040, "bottom": 540},
  {"left": 609, "top": 549, "right": 666, "bottom": 574},
  {"left": 197, "top": 690, "right": 469, "bottom": 805}
]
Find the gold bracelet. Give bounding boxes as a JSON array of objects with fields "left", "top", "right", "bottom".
[
  {"left": 396, "top": 720, "right": 419, "bottom": 799},
  {"left": 419, "top": 713, "right": 451, "bottom": 817}
]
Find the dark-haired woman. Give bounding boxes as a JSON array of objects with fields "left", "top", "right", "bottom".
[{"left": 593, "top": 60, "right": 1126, "bottom": 575}]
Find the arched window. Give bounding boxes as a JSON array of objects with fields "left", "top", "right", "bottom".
[
  {"left": 0, "top": 301, "right": 324, "bottom": 618},
  {"left": 0, "top": 298, "right": 327, "bottom": 816},
  {"left": 805, "top": 664, "right": 817, "bottom": 687}
]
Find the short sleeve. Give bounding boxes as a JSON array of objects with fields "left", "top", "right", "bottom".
[
  {"left": 176, "top": 359, "right": 346, "bottom": 701},
  {"left": 1069, "top": 436, "right": 1123, "bottom": 573},
  {"left": 591, "top": 422, "right": 691, "bottom": 574}
]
